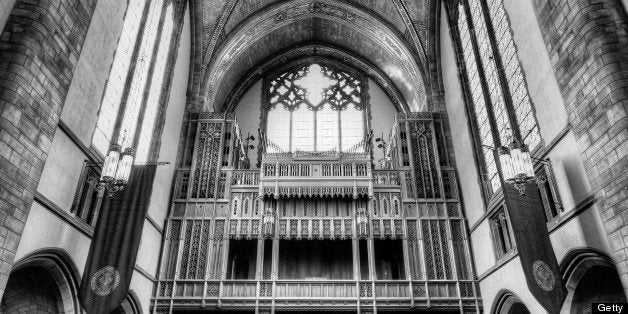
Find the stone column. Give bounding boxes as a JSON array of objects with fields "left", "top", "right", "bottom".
[
  {"left": 532, "top": 0, "right": 628, "bottom": 293},
  {"left": 0, "top": 0, "right": 97, "bottom": 297}
]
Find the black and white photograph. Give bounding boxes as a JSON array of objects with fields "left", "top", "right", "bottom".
[{"left": 0, "top": 0, "right": 626, "bottom": 313}]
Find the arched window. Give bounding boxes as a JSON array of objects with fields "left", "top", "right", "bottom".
[
  {"left": 232, "top": 199, "right": 239, "bottom": 216},
  {"left": 265, "top": 63, "right": 365, "bottom": 153},
  {"left": 243, "top": 198, "right": 249, "bottom": 215},
  {"left": 393, "top": 198, "right": 400, "bottom": 216},
  {"left": 382, "top": 198, "right": 389, "bottom": 216}
]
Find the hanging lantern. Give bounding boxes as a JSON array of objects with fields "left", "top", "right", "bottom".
[
  {"left": 114, "top": 148, "right": 135, "bottom": 184},
  {"left": 99, "top": 145, "right": 135, "bottom": 198},
  {"left": 101, "top": 144, "right": 121, "bottom": 182},
  {"left": 498, "top": 141, "right": 535, "bottom": 195}
]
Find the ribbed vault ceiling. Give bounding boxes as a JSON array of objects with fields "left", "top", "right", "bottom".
[{"left": 188, "top": 0, "right": 439, "bottom": 113}]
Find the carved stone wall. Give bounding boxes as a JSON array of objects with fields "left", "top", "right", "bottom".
[
  {"left": 0, "top": 0, "right": 96, "bottom": 297},
  {"left": 532, "top": 0, "right": 628, "bottom": 293}
]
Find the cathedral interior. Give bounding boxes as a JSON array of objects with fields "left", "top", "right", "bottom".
[{"left": 0, "top": 0, "right": 627, "bottom": 313}]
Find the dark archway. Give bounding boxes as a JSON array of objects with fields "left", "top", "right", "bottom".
[
  {"left": 560, "top": 248, "right": 627, "bottom": 314},
  {"left": 570, "top": 266, "right": 626, "bottom": 314},
  {"left": 1, "top": 249, "right": 82, "bottom": 313},
  {"left": 0, "top": 266, "right": 63, "bottom": 313}
]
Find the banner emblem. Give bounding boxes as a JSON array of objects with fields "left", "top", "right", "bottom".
[
  {"left": 533, "top": 258, "right": 555, "bottom": 291},
  {"left": 90, "top": 266, "right": 120, "bottom": 296}
]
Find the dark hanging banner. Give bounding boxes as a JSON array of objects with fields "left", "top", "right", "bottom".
[
  {"left": 504, "top": 181, "right": 567, "bottom": 314},
  {"left": 79, "top": 165, "right": 157, "bottom": 313}
]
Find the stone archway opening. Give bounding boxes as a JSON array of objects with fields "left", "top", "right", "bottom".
[
  {"left": 570, "top": 265, "right": 626, "bottom": 314},
  {"left": 0, "top": 250, "right": 81, "bottom": 314},
  {"left": 0, "top": 266, "right": 64, "bottom": 313}
]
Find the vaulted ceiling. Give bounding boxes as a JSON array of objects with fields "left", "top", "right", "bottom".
[{"left": 186, "top": 0, "right": 442, "bottom": 113}]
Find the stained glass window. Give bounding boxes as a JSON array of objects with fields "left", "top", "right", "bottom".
[
  {"left": 292, "top": 104, "right": 315, "bottom": 152},
  {"left": 341, "top": 104, "right": 364, "bottom": 151},
  {"left": 92, "top": 0, "right": 173, "bottom": 162},
  {"left": 92, "top": 0, "right": 148, "bottom": 155},
  {"left": 136, "top": 4, "right": 174, "bottom": 162},
  {"left": 456, "top": 0, "right": 543, "bottom": 197},
  {"left": 265, "top": 63, "right": 365, "bottom": 153},
  {"left": 486, "top": 0, "right": 541, "bottom": 149},
  {"left": 458, "top": 4, "right": 501, "bottom": 194},
  {"left": 118, "top": 0, "right": 164, "bottom": 150},
  {"left": 316, "top": 103, "right": 339, "bottom": 151},
  {"left": 468, "top": 0, "right": 512, "bottom": 145}
]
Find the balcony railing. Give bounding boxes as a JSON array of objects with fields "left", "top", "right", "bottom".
[
  {"left": 156, "top": 279, "right": 477, "bottom": 301},
  {"left": 372, "top": 170, "right": 400, "bottom": 186},
  {"left": 262, "top": 161, "right": 369, "bottom": 178},
  {"left": 231, "top": 170, "right": 260, "bottom": 186},
  {"left": 277, "top": 218, "right": 354, "bottom": 239}
]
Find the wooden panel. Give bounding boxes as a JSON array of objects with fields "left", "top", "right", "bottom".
[{"left": 278, "top": 240, "right": 353, "bottom": 279}]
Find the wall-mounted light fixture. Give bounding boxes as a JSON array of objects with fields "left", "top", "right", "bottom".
[
  {"left": 498, "top": 140, "right": 535, "bottom": 195},
  {"left": 100, "top": 144, "right": 135, "bottom": 198}
]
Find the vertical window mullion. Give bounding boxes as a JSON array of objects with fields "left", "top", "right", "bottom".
[{"left": 478, "top": 0, "right": 521, "bottom": 143}]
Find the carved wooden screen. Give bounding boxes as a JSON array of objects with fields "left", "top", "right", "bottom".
[
  {"left": 396, "top": 113, "right": 471, "bottom": 283},
  {"left": 178, "top": 220, "right": 212, "bottom": 279},
  {"left": 190, "top": 120, "right": 223, "bottom": 199},
  {"left": 408, "top": 121, "right": 442, "bottom": 199},
  {"left": 161, "top": 220, "right": 181, "bottom": 279}
]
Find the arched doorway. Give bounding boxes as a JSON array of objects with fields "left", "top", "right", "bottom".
[
  {"left": 561, "top": 248, "right": 627, "bottom": 314},
  {"left": 0, "top": 249, "right": 81, "bottom": 313},
  {"left": 1, "top": 266, "right": 63, "bottom": 313},
  {"left": 493, "top": 291, "right": 531, "bottom": 314},
  {"left": 570, "top": 265, "right": 626, "bottom": 313}
]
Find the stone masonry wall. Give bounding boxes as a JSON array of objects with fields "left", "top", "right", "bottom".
[
  {"left": 533, "top": 0, "right": 628, "bottom": 294},
  {"left": 0, "top": 0, "right": 96, "bottom": 298}
]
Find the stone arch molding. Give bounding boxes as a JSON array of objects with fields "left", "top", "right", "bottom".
[
  {"left": 116, "top": 289, "right": 143, "bottom": 314},
  {"left": 200, "top": 0, "right": 428, "bottom": 113},
  {"left": 10, "top": 248, "right": 82, "bottom": 314},
  {"left": 559, "top": 247, "right": 623, "bottom": 314},
  {"left": 491, "top": 289, "right": 530, "bottom": 314}
]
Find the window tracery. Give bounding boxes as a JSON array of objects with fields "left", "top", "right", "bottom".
[{"left": 265, "top": 63, "right": 366, "bottom": 153}]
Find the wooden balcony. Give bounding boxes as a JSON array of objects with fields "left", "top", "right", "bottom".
[
  {"left": 153, "top": 279, "right": 480, "bottom": 311},
  {"left": 260, "top": 159, "right": 373, "bottom": 198},
  {"left": 231, "top": 170, "right": 260, "bottom": 186}
]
